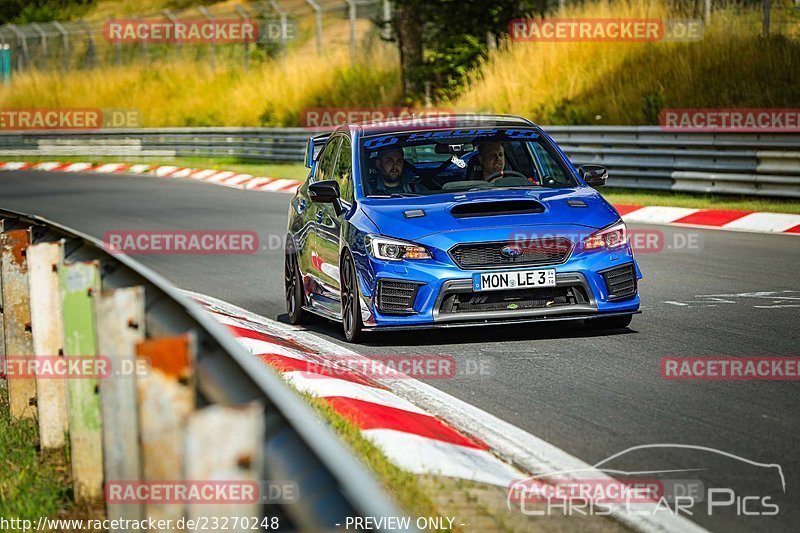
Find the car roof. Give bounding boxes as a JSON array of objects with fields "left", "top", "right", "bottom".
[{"left": 345, "top": 114, "right": 539, "bottom": 137}]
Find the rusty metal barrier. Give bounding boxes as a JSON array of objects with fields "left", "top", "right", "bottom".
[{"left": 0, "top": 207, "right": 406, "bottom": 531}]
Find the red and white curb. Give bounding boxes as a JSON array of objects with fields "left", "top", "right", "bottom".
[
  {"left": 188, "top": 290, "right": 523, "bottom": 488},
  {"left": 186, "top": 290, "right": 706, "bottom": 533},
  {"left": 3, "top": 160, "right": 796, "bottom": 236},
  {"left": 0, "top": 160, "right": 301, "bottom": 194},
  {"left": 617, "top": 204, "right": 800, "bottom": 235}
]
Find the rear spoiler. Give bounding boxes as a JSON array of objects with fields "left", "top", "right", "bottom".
[{"left": 304, "top": 132, "right": 332, "bottom": 169}]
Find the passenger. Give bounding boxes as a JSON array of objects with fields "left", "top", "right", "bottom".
[{"left": 372, "top": 147, "right": 426, "bottom": 194}]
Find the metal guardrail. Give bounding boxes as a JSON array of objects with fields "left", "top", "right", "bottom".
[
  {"left": 0, "top": 207, "right": 405, "bottom": 531},
  {"left": 1, "top": 126, "right": 799, "bottom": 197}
]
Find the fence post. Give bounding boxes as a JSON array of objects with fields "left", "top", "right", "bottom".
[
  {"left": 199, "top": 6, "right": 216, "bottom": 72},
  {"left": 347, "top": 0, "right": 356, "bottom": 65},
  {"left": 136, "top": 333, "right": 196, "bottom": 523},
  {"left": 94, "top": 286, "right": 146, "bottom": 527},
  {"left": 61, "top": 260, "right": 104, "bottom": 502},
  {"left": 163, "top": 10, "right": 182, "bottom": 60},
  {"left": 1, "top": 228, "right": 37, "bottom": 420},
  {"left": 132, "top": 15, "right": 147, "bottom": 63},
  {"left": 236, "top": 5, "right": 250, "bottom": 71},
  {"left": 30, "top": 23, "right": 47, "bottom": 69},
  {"left": 382, "top": 0, "right": 391, "bottom": 40},
  {"left": 52, "top": 21, "right": 69, "bottom": 71},
  {"left": 305, "top": 0, "right": 323, "bottom": 56},
  {"left": 270, "top": 0, "right": 289, "bottom": 58},
  {"left": 79, "top": 20, "right": 95, "bottom": 69},
  {"left": 27, "top": 241, "right": 69, "bottom": 448},
  {"left": 5, "top": 24, "right": 28, "bottom": 71}
]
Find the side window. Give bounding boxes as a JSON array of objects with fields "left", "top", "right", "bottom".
[
  {"left": 314, "top": 137, "right": 342, "bottom": 182},
  {"left": 528, "top": 141, "right": 569, "bottom": 184},
  {"left": 334, "top": 136, "right": 354, "bottom": 203}
]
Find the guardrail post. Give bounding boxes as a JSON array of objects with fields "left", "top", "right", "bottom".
[
  {"left": 28, "top": 240, "right": 68, "bottom": 448},
  {"left": 61, "top": 260, "right": 104, "bottom": 502},
  {"left": 1, "top": 228, "right": 37, "bottom": 420},
  {"left": 94, "top": 286, "right": 146, "bottom": 526},
  {"left": 0, "top": 221, "right": 6, "bottom": 396},
  {"left": 186, "top": 403, "right": 264, "bottom": 523},
  {"left": 136, "top": 333, "right": 196, "bottom": 523}
]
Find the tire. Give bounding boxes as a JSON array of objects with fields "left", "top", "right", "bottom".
[
  {"left": 340, "top": 251, "right": 364, "bottom": 343},
  {"left": 284, "top": 245, "right": 308, "bottom": 325},
  {"left": 587, "top": 314, "right": 633, "bottom": 330}
]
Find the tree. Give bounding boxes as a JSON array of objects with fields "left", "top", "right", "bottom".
[{"left": 387, "top": 0, "right": 547, "bottom": 102}]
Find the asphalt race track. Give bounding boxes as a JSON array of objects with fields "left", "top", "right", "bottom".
[{"left": 3, "top": 170, "right": 798, "bottom": 532}]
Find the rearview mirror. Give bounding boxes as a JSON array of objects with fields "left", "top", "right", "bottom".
[{"left": 578, "top": 164, "right": 608, "bottom": 187}]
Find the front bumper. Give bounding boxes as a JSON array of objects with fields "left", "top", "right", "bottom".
[{"left": 354, "top": 244, "right": 642, "bottom": 328}]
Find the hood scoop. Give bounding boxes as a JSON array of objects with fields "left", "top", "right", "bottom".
[{"left": 450, "top": 199, "right": 544, "bottom": 219}]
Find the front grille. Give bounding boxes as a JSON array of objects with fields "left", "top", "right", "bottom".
[
  {"left": 376, "top": 280, "right": 421, "bottom": 314},
  {"left": 439, "top": 286, "right": 589, "bottom": 315},
  {"left": 601, "top": 264, "right": 637, "bottom": 300},
  {"left": 449, "top": 238, "right": 573, "bottom": 270}
]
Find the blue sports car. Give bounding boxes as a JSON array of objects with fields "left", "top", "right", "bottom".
[{"left": 285, "top": 115, "right": 641, "bottom": 342}]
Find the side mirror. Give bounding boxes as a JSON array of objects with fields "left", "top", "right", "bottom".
[
  {"left": 308, "top": 180, "right": 344, "bottom": 215},
  {"left": 578, "top": 164, "right": 608, "bottom": 187}
]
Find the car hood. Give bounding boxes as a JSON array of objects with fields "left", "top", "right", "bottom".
[{"left": 359, "top": 187, "right": 620, "bottom": 242}]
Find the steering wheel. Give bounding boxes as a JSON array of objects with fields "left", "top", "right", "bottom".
[{"left": 484, "top": 170, "right": 528, "bottom": 183}]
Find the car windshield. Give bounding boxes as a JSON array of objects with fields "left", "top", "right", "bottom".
[{"left": 360, "top": 128, "right": 577, "bottom": 197}]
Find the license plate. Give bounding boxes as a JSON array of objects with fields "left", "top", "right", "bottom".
[{"left": 473, "top": 269, "right": 556, "bottom": 292}]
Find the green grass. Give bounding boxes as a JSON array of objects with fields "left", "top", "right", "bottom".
[
  {"left": 298, "top": 391, "right": 444, "bottom": 524},
  {"left": 0, "top": 394, "right": 72, "bottom": 522}
]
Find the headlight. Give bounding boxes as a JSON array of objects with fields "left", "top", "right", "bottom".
[
  {"left": 583, "top": 221, "right": 628, "bottom": 250},
  {"left": 365, "top": 235, "right": 432, "bottom": 261}
]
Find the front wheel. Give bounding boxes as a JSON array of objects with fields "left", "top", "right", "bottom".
[
  {"left": 285, "top": 246, "right": 308, "bottom": 325},
  {"left": 340, "top": 252, "right": 364, "bottom": 343},
  {"left": 586, "top": 314, "right": 633, "bottom": 330}
]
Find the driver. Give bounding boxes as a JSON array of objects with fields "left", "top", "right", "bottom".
[
  {"left": 477, "top": 141, "right": 506, "bottom": 182},
  {"left": 373, "top": 147, "right": 426, "bottom": 194}
]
